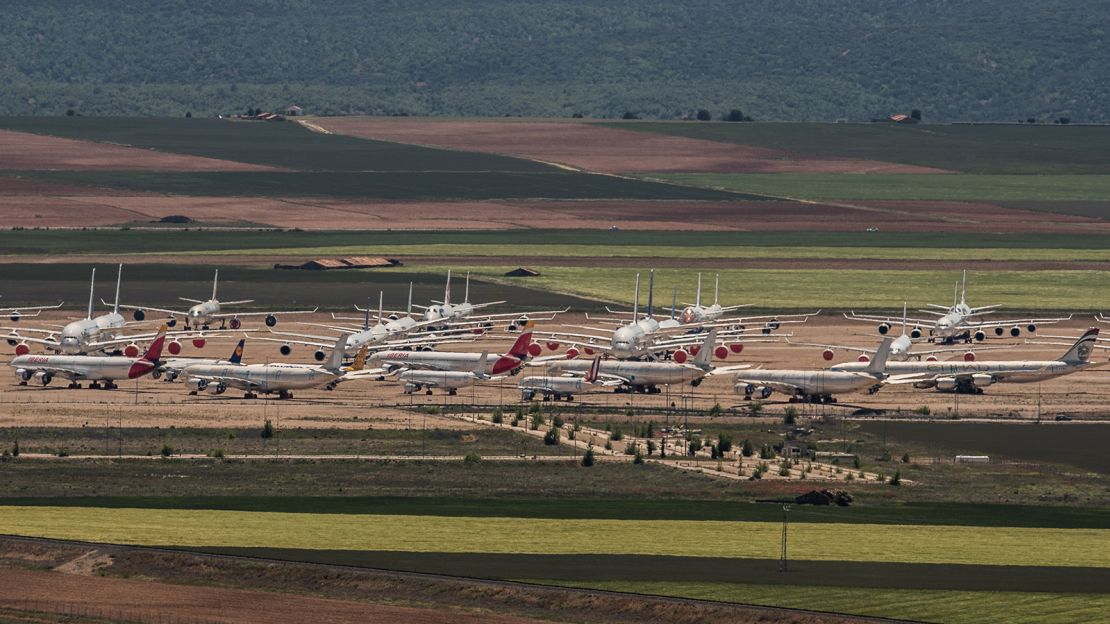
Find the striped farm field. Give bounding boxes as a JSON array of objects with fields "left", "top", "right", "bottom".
[
  {"left": 0, "top": 507, "right": 1106, "bottom": 568},
  {"left": 545, "top": 581, "right": 1110, "bottom": 624}
]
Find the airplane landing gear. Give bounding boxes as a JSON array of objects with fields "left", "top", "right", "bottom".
[
  {"left": 278, "top": 390, "right": 292, "bottom": 399},
  {"left": 448, "top": 389, "right": 458, "bottom": 396},
  {"left": 89, "top": 381, "right": 101, "bottom": 390},
  {"left": 244, "top": 392, "right": 257, "bottom": 399},
  {"left": 68, "top": 382, "right": 81, "bottom": 389}
]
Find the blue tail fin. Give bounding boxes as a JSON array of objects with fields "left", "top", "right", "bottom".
[{"left": 229, "top": 339, "right": 246, "bottom": 364}]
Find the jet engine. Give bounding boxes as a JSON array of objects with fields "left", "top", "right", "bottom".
[
  {"left": 714, "top": 346, "right": 729, "bottom": 360},
  {"left": 1027, "top": 323, "right": 1037, "bottom": 333},
  {"left": 229, "top": 318, "right": 241, "bottom": 330},
  {"left": 123, "top": 343, "right": 140, "bottom": 358},
  {"left": 878, "top": 323, "right": 891, "bottom": 335},
  {"left": 925, "top": 355, "right": 938, "bottom": 362},
  {"left": 910, "top": 326, "right": 923, "bottom": 339},
  {"left": 963, "top": 352, "right": 976, "bottom": 361},
  {"left": 742, "top": 384, "right": 773, "bottom": 399},
  {"left": 565, "top": 347, "right": 580, "bottom": 360},
  {"left": 279, "top": 344, "right": 292, "bottom": 356},
  {"left": 167, "top": 340, "right": 183, "bottom": 355},
  {"left": 994, "top": 327, "right": 1005, "bottom": 336},
  {"left": 1010, "top": 326, "right": 1021, "bottom": 337},
  {"left": 527, "top": 344, "right": 542, "bottom": 358},
  {"left": 546, "top": 341, "right": 561, "bottom": 352},
  {"left": 970, "top": 373, "right": 995, "bottom": 387},
  {"left": 730, "top": 343, "right": 744, "bottom": 354},
  {"left": 689, "top": 345, "right": 700, "bottom": 356},
  {"left": 935, "top": 377, "right": 958, "bottom": 391},
  {"left": 673, "top": 349, "right": 689, "bottom": 364},
  {"left": 9, "top": 311, "right": 20, "bottom": 322},
  {"left": 133, "top": 309, "right": 146, "bottom": 321},
  {"left": 15, "top": 368, "right": 32, "bottom": 382},
  {"left": 265, "top": 314, "right": 278, "bottom": 327},
  {"left": 192, "top": 338, "right": 206, "bottom": 349},
  {"left": 211, "top": 382, "right": 227, "bottom": 394},
  {"left": 14, "top": 343, "right": 30, "bottom": 356},
  {"left": 7, "top": 332, "right": 18, "bottom": 346},
  {"left": 34, "top": 371, "right": 53, "bottom": 386},
  {"left": 974, "top": 331, "right": 986, "bottom": 342},
  {"left": 766, "top": 319, "right": 781, "bottom": 330},
  {"left": 189, "top": 378, "right": 209, "bottom": 392},
  {"left": 857, "top": 354, "right": 870, "bottom": 362},
  {"left": 314, "top": 349, "right": 327, "bottom": 362},
  {"left": 166, "top": 317, "right": 177, "bottom": 328},
  {"left": 822, "top": 349, "right": 835, "bottom": 361}
]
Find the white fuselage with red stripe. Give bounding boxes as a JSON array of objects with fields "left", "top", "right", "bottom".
[{"left": 11, "top": 352, "right": 156, "bottom": 382}]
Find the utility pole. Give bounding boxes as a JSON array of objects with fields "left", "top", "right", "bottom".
[{"left": 780, "top": 504, "right": 791, "bottom": 572}]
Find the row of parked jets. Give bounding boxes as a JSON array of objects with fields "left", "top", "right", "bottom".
[{"left": 2, "top": 267, "right": 1106, "bottom": 403}]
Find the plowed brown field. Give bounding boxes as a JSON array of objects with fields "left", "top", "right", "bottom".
[
  {"left": 0, "top": 129, "right": 280, "bottom": 172},
  {"left": 314, "top": 118, "right": 946, "bottom": 174}
]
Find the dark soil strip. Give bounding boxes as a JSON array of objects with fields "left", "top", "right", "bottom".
[{"left": 193, "top": 548, "right": 1110, "bottom": 594}]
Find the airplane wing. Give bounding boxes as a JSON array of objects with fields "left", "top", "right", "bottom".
[
  {"left": 210, "top": 308, "right": 318, "bottom": 319},
  {"left": 786, "top": 339, "right": 875, "bottom": 355},
  {"left": 0, "top": 302, "right": 64, "bottom": 316},
  {"left": 4, "top": 334, "right": 61, "bottom": 348},
  {"left": 844, "top": 311, "right": 937, "bottom": 327},
  {"left": 186, "top": 373, "right": 260, "bottom": 390},
  {"left": 112, "top": 302, "right": 188, "bottom": 316},
  {"left": 969, "top": 315, "right": 1072, "bottom": 330},
  {"left": 2, "top": 326, "right": 64, "bottom": 337},
  {"left": 14, "top": 364, "right": 84, "bottom": 380},
  {"left": 534, "top": 330, "right": 613, "bottom": 345},
  {"left": 464, "top": 308, "right": 567, "bottom": 321},
  {"left": 733, "top": 378, "right": 805, "bottom": 396}
]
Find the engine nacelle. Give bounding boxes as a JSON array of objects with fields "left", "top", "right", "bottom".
[
  {"left": 1027, "top": 323, "right": 1037, "bottom": 333},
  {"left": 279, "top": 344, "right": 292, "bottom": 356},
  {"left": 229, "top": 318, "right": 241, "bottom": 330},
  {"left": 15, "top": 368, "right": 32, "bottom": 382},
  {"left": 974, "top": 331, "right": 986, "bottom": 342},
  {"left": 673, "top": 349, "right": 688, "bottom": 364},
  {"left": 766, "top": 319, "right": 781, "bottom": 331},
  {"left": 878, "top": 323, "right": 891, "bottom": 335},
  {"left": 166, "top": 317, "right": 177, "bottom": 328},
  {"left": 821, "top": 349, "right": 835, "bottom": 361},
  {"left": 910, "top": 327, "right": 923, "bottom": 339},
  {"left": 964, "top": 351, "right": 976, "bottom": 362},
  {"left": 265, "top": 314, "right": 278, "bottom": 327},
  {"left": 189, "top": 378, "right": 209, "bottom": 392},
  {"left": 167, "top": 340, "right": 183, "bottom": 355},
  {"left": 689, "top": 345, "right": 700, "bottom": 356},
  {"left": 151, "top": 370, "right": 162, "bottom": 380},
  {"left": 123, "top": 343, "right": 140, "bottom": 358},
  {"left": 935, "top": 377, "right": 958, "bottom": 391},
  {"left": 34, "top": 371, "right": 53, "bottom": 386},
  {"left": 741, "top": 384, "right": 773, "bottom": 399},
  {"left": 7, "top": 332, "right": 18, "bottom": 346},
  {"left": 583, "top": 347, "right": 595, "bottom": 356},
  {"left": 133, "top": 309, "right": 146, "bottom": 321},
  {"left": 9, "top": 312, "right": 20, "bottom": 322},
  {"left": 729, "top": 342, "right": 744, "bottom": 354},
  {"left": 313, "top": 349, "right": 327, "bottom": 362},
  {"left": 546, "top": 342, "right": 561, "bottom": 352},
  {"left": 192, "top": 338, "right": 206, "bottom": 349},
  {"left": 527, "top": 344, "right": 542, "bottom": 357},
  {"left": 565, "top": 347, "right": 580, "bottom": 360},
  {"left": 14, "top": 343, "right": 30, "bottom": 356},
  {"left": 209, "top": 381, "right": 227, "bottom": 394},
  {"left": 857, "top": 354, "right": 870, "bottom": 363},
  {"left": 971, "top": 373, "right": 995, "bottom": 387},
  {"left": 994, "top": 326, "right": 1005, "bottom": 336},
  {"left": 925, "top": 355, "right": 939, "bottom": 362},
  {"left": 714, "top": 346, "right": 729, "bottom": 360},
  {"left": 1010, "top": 326, "right": 1021, "bottom": 337}
]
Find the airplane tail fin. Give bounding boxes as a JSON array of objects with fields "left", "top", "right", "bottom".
[
  {"left": 670, "top": 288, "right": 677, "bottom": 320},
  {"left": 325, "top": 334, "right": 350, "bottom": 371},
  {"left": 693, "top": 329, "right": 718, "bottom": 369},
  {"left": 696, "top": 273, "right": 702, "bottom": 308},
  {"left": 444, "top": 270, "right": 452, "bottom": 307},
  {"left": 961, "top": 269, "right": 968, "bottom": 306},
  {"left": 1061, "top": 328, "right": 1099, "bottom": 364},
  {"left": 901, "top": 302, "right": 907, "bottom": 336},
  {"left": 141, "top": 325, "right": 169, "bottom": 362},
  {"left": 586, "top": 355, "right": 602, "bottom": 383},
  {"left": 632, "top": 273, "right": 640, "bottom": 320},
  {"left": 866, "top": 337, "right": 894, "bottom": 374},
  {"left": 406, "top": 282, "right": 414, "bottom": 315},
  {"left": 714, "top": 273, "right": 719, "bottom": 306},
  {"left": 647, "top": 269, "right": 654, "bottom": 318},
  {"left": 228, "top": 339, "right": 246, "bottom": 364},
  {"left": 113, "top": 264, "right": 122, "bottom": 314},
  {"left": 473, "top": 350, "right": 490, "bottom": 377},
  {"left": 377, "top": 291, "right": 385, "bottom": 326},
  {"left": 212, "top": 269, "right": 219, "bottom": 301},
  {"left": 86, "top": 268, "right": 97, "bottom": 320},
  {"left": 349, "top": 345, "right": 369, "bottom": 371},
  {"left": 464, "top": 272, "right": 471, "bottom": 304},
  {"left": 506, "top": 322, "right": 535, "bottom": 360}
]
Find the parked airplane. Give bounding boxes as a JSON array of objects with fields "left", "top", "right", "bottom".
[
  {"left": 416, "top": 271, "right": 565, "bottom": 331},
  {"left": 835, "top": 328, "right": 1101, "bottom": 394},
  {"left": 369, "top": 325, "right": 537, "bottom": 377},
  {"left": 115, "top": 270, "right": 316, "bottom": 330},
  {"left": 158, "top": 338, "right": 246, "bottom": 382},
  {"left": 4, "top": 266, "right": 194, "bottom": 356},
  {"left": 846, "top": 271, "right": 1069, "bottom": 344},
  {"left": 602, "top": 273, "right": 751, "bottom": 325},
  {"left": 726, "top": 337, "right": 894, "bottom": 403},
  {"left": 182, "top": 334, "right": 364, "bottom": 399},
  {"left": 530, "top": 330, "right": 749, "bottom": 394},
  {"left": 0, "top": 296, "right": 63, "bottom": 322},
  {"left": 519, "top": 355, "right": 610, "bottom": 401},
  {"left": 396, "top": 351, "right": 497, "bottom": 395},
  {"left": 11, "top": 325, "right": 168, "bottom": 389},
  {"left": 538, "top": 271, "right": 788, "bottom": 360}
]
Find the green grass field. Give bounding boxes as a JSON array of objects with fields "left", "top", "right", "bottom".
[
  {"left": 606, "top": 122, "right": 1110, "bottom": 174},
  {"left": 654, "top": 173, "right": 1110, "bottom": 202},
  {"left": 546, "top": 580, "right": 1110, "bottom": 624},
  {"left": 0, "top": 507, "right": 1105, "bottom": 567}
]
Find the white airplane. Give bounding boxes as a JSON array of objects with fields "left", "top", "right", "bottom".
[
  {"left": 727, "top": 337, "right": 894, "bottom": 403},
  {"left": 529, "top": 329, "right": 749, "bottom": 394},
  {"left": 538, "top": 271, "right": 784, "bottom": 360},
  {"left": 4, "top": 266, "right": 196, "bottom": 356},
  {"left": 11, "top": 325, "right": 169, "bottom": 389},
  {"left": 835, "top": 328, "right": 1101, "bottom": 394},
  {"left": 602, "top": 273, "right": 751, "bottom": 325},
  {"left": 519, "top": 355, "right": 610, "bottom": 401},
  {"left": 0, "top": 296, "right": 64, "bottom": 322},
  {"left": 795, "top": 304, "right": 1010, "bottom": 363},
  {"left": 846, "top": 270, "right": 1069, "bottom": 344},
  {"left": 416, "top": 271, "right": 565, "bottom": 331},
  {"left": 263, "top": 290, "right": 479, "bottom": 359},
  {"left": 396, "top": 351, "right": 498, "bottom": 395},
  {"left": 369, "top": 326, "right": 536, "bottom": 377},
  {"left": 158, "top": 338, "right": 246, "bottom": 382},
  {"left": 115, "top": 269, "right": 316, "bottom": 330},
  {"left": 182, "top": 334, "right": 364, "bottom": 399}
]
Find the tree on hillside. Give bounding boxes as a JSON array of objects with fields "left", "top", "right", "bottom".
[
  {"left": 621, "top": 111, "right": 640, "bottom": 120},
  {"left": 726, "top": 108, "right": 747, "bottom": 122},
  {"left": 910, "top": 109, "right": 922, "bottom": 120},
  {"left": 696, "top": 108, "right": 711, "bottom": 121}
]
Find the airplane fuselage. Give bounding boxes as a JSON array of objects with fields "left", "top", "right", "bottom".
[
  {"left": 372, "top": 351, "right": 520, "bottom": 375},
  {"left": 59, "top": 313, "right": 127, "bottom": 354},
  {"left": 545, "top": 359, "right": 705, "bottom": 387},
  {"left": 611, "top": 317, "right": 661, "bottom": 359},
  {"left": 12, "top": 353, "right": 155, "bottom": 383},
  {"left": 183, "top": 362, "right": 338, "bottom": 391},
  {"left": 398, "top": 370, "right": 480, "bottom": 391},
  {"left": 186, "top": 300, "right": 222, "bottom": 325},
  {"left": 832, "top": 359, "right": 1084, "bottom": 384},
  {"left": 736, "top": 370, "right": 880, "bottom": 397}
]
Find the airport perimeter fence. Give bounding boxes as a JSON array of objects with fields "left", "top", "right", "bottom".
[{"left": 4, "top": 599, "right": 226, "bottom": 624}]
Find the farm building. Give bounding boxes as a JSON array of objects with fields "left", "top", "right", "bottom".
[
  {"left": 274, "top": 256, "right": 401, "bottom": 270},
  {"left": 505, "top": 267, "right": 541, "bottom": 277}
]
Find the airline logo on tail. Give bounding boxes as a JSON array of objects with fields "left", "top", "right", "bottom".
[{"left": 128, "top": 325, "right": 168, "bottom": 379}]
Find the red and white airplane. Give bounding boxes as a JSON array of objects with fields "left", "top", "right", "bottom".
[{"left": 11, "top": 325, "right": 169, "bottom": 389}]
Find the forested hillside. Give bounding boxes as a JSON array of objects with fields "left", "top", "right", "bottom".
[{"left": 2, "top": 0, "right": 1103, "bottom": 121}]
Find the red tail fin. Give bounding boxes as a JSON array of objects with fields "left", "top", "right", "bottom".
[
  {"left": 141, "top": 325, "right": 169, "bottom": 361},
  {"left": 586, "top": 355, "right": 601, "bottom": 383},
  {"left": 507, "top": 325, "right": 534, "bottom": 360}
]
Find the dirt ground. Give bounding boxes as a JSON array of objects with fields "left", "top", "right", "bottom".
[
  {"left": 312, "top": 118, "right": 946, "bottom": 174},
  {"left": 0, "top": 129, "right": 280, "bottom": 172},
  {"left": 1, "top": 313, "right": 1108, "bottom": 427}
]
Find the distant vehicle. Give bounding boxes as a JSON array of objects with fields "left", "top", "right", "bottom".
[{"left": 1054, "top": 414, "right": 1072, "bottom": 421}]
